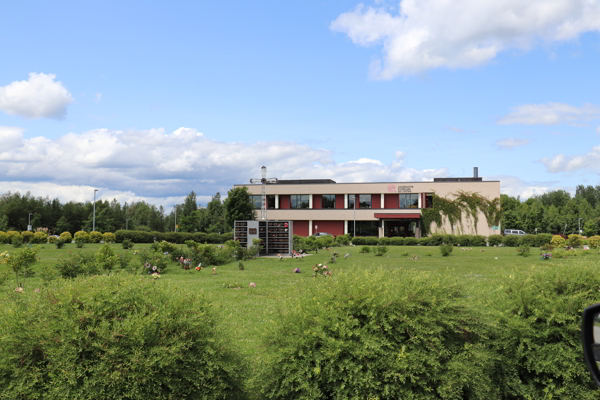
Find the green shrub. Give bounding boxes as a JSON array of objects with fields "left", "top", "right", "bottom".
[
  {"left": 567, "top": 234, "right": 582, "bottom": 248},
  {"left": 122, "top": 238, "right": 134, "bottom": 249},
  {"left": 388, "top": 237, "right": 405, "bottom": 246},
  {"left": 535, "top": 233, "right": 553, "bottom": 247},
  {"left": 359, "top": 246, "right": 370, "bottom": 253},
  {"left": 373, "top": 245, "right": 388, "bottom": 256},
  {"left": 11, "top": 236, "right": 23, "bottom": 248},
  {"left": 520, "top": 234, "right": 536, "bottom": 247},
  {"left": 3, "top": 246, "right": 38, "bottom": 288},
  {"left": 487, "top": 234, "right": 503, "bottom": 246},
  {"left": 502, "top": 235, "right": 522, "bottom": 247},
  {"left": 442, "top": 234, "right": 458, "bottom": 245},
  {"left": 6, "top": 230, "right": 20, "bottom": 242},
  {"left": 55, "top": 239, "right": 66, "bottom": 249},
  {"left": 76, "top": 241, "right": 85, "bottom": 248},
  {"left": 335, "top": 234, "right": 350, "bottom": 246},
  {"left": 457, "top": 234, "right": 473, "bottom": 246},
  {"left": 377, "top": 237, "right": 390, "bottom": 245},
  {"left": 487, "top": 263, "right": 600, "bottom": 399},
  {"left": 588, "top": 235, "right": 600, "bottom": 249},
  {"left": 95, "top": 244, "right": 119, "bottom": 273},
  {"left": 0, "top": 274, "right": 242, "bottom": 400},
  {"left": 59, "top": 231, "right": 72, "bottom": 242},
  {"left": 471, "top": 235, "right": 487, "bottom": 246},
  {"left": 440, "top": 243, "right": 453, "bottom": 256},
  {"left": 54, "top": 252, "right": 99, "bottom": 278},
  {"left": 418, "top": 236, "right": 432, "bottom": 246},
  {"left": 404, "top": 237, "right": 417, "bottom": 246},
  {"left": 255, "top": 269, "right": 499, "bottom": 400},
  {"left": 74, "top": 231, "right": 90, "bottom": 243},
  {"left": 551, "top": 235, "right": 566, "bottom": 248},
  {"left": 21, "top": 231, "right": 33, "bottom": 243},
  {"left": 138, "top": 250, "right": 170, "bottom": 274},
  {"left": 429, "top": 234, "right": 444, "bottom": 246},
  {"left": 0, "top": 231, "right": 7, "bottom": 244},
  {"left": 89, "top": 231, "right": 102, "bottom": 243},
  {"left": 31, "top": 231, "right": 47, "bottom": 244},
  {"left": 102, "top": 232, "right": 116, "bottom": 243},
  {"left": 516, "top": 244, "right": 531, "bottom": 257},
  {"left": 352, "top": 236, "right": 378, "bottom": 246},
  {"left": 47, "top": 235, "right": 57, "bottom": 244}
]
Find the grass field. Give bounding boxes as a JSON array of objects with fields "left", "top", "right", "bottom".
[{"left": 2, "top": 242, "right": 600, "bottom": 374}]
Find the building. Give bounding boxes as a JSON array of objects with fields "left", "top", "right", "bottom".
[{"left": 235, "top": 170, "right": 500, "bottom": 238}]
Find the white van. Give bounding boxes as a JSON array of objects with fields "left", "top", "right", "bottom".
[{"left": 503, "top": 229, "right": 526, "bottom": 236}]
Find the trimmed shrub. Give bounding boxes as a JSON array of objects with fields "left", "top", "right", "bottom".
[
  {"left": 377, "top": 237, "right": 390, "bottom": 246},
  {"left": 440, "top": 243, "right": 453, "bottom": 256},
  {"left": 47, "top": 236, "right": 57, "bottom": 244},
  {"left": 89, "top": 231, "right": 103, "bottom": 243},
  {"left": 471, "top": 235, "right": 487, "bottom": 246},
  {"left": 31, "top": 231, "right": 48, "bottom": 244},
  {"left": 588, "top": 235, "right": 600, "bottom": 249},
  {"left": 487, "top": 234, "right": 503, "bottom": 246},
  {"left": 255, "top": 269, "right": 499, "bottom": 400},
  {"left": 429, "top": 234, "right": 444, "bottom": 246},
  {"left": 74, "top": 231, "right": 90, "bottom": 243},
  {"left": 352, "top": 237, "right": 378, "bottom": 246},
  {"left": 567, "top": 234, "right": 582, "bottom": 248},
  {"left": 6, "top": 230, "right": 20, "bottom": 242},
  {"left": 55, "top": 239, "right": 65, "bottom": 249},
  {"left": 456, "top": 234, "right": 473, "bottom": 246},
  {"left": 404, "top": 237, "right": 417, "bottom": 246},
  {"left": 102, "top": 232, "right": 116, "bottom": 243},
  {"left": 418, "top": 236, "right": 432, "bottom": 246},
  {"left": 59, "top": 231, "right": 72, "bottom": 242},
  {"left": 520, "top": 234, "right": 537, "bottom": 247},
  {"left": 488, "top": 263, "right": 600, "bottom": 399},
  {"left": 551, "top": 235, "right": 566, "bottom": 248},
  {"left": 0, "top": 231, "right": 7, "bottom": 244},
  {"left": 359, "top": 246, "right": 370, "bottom": 253},
  {"left": 388, "top": 237, "right": 405, "bottom": 246},
  {"left": 502, "top": 235, "right": 522, "bottom": 247},
  {"left": 0, "top": 275, "right": 242, "bottom": 400},
  {"left": 21, "top": 231, "right": 33, "bottom": 243},
  {"left": 535, "top": 233, "right": 552, "bottom": 247},
  {"left": 442, "top": 234, "right": 458, "bottom": 245},
  {"left": 335, "top": 234, "right": 350, "bottom": 246}
]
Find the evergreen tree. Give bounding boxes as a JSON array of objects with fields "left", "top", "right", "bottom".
[{"left": 224, "top": 187, "right": 255, "bottom": 228}]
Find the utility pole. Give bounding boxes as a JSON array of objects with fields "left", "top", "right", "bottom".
[
  {"left": 174, "top": 206, "right": 177, "bottom": 232},
  {"left": 93, "top": 189, "right": 98, "bottom": 231}
]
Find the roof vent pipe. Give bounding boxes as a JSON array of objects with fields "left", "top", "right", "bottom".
[{"left": 473, "top": 167, "right": 478, "bottom": 178}]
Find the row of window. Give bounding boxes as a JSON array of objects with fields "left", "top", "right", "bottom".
[{"left": 250, "top": 194, "right": 433, "bottom": 209}]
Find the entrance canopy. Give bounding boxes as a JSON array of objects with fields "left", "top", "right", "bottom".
[{"left": 374, "top": 213, "right": 420, "bottom": 219}]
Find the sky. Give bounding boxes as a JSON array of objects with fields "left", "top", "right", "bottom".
[{"left": 1, "top": 0, "right": 600, "bottom": 209}]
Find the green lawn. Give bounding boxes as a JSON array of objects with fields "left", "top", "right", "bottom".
[{"left": 2, "top": 242, "right": 599, "bottom": 370}]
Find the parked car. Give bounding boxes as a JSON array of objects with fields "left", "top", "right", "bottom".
[
  {"left": 503, "top": 229, "right": 527, "bottom": 236},
  {"left": 312, "top": 232, "right": 332, "bottom": 237}
]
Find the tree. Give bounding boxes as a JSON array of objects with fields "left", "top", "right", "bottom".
[
  {"left": 55, "top": 216, "right": 71, "bottom": 234},
  {"left": 183, "top": 191, "right": 198, "bottom": 217},
  {"left": 224, "top": 187, "right": 255, "bottom": 228}
]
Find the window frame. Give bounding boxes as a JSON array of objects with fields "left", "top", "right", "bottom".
[
  {"left": 290, "top": 194, "right": 310, "bottom": 209},
  {"left": 359, "top": 194, "right": 372, "bottom": 209},
  {"left": 322, "top": 194, "right": 336, "bottom": 209},
  {"left": 399, "top": 193, "right": 419, "bottom": 209}
]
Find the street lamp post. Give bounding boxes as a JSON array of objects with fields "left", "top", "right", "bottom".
[
  {"left": 174, "top": 206, "right": 177, "bottom": 232},
  {"left": 579, "top": 218, "right": 583, "bottom": 235},
  {"left": 28, "top": 213, "right": 33, "bottom": 231},
  {"left": 93, "top": 189, "right": 98, "bottom": 231}
]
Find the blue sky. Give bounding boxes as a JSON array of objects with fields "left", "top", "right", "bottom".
[{"left": 1, "top": 0, "right": 599, "bottom": 208}]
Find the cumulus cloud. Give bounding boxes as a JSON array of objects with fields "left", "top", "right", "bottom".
[
  {"left": 330, "top": 0, "right": 600, "bottom": 78},
  {"left": 540, "top": 146, "right": 600, "bottom": 173},
  {"left": 498, "top": 102, "right": 600, "bottom": 125},
  {"left": 490, "top": 174, "right": 564, "bottom": 199},
  {"left": 0, "top": 73, "right": 73, "bottom": 119},
  {"left": 0, "top": 126, "right": 25, "bottom": 151},
  {"left": 0, "top": 127, "right": 447, "bottom": 208},
  {"left": 494, "top": 137, "right": 531, "bottom": 149}
]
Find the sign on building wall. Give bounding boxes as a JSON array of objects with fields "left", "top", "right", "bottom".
[{"left": 397, "top": 185, "right": 414, "bottom": 193}]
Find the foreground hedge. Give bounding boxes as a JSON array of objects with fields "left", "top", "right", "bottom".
[
  {"left": 0, "top": 275, "right": 243, "bottom": 400},
  {"left": 115, "top": 230, "right": 233, "bottom": 244},
  {"left": 254, "top": 269, "right": 500, "bottom": 399}
]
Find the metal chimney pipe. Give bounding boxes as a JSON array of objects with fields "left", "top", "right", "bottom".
[{"left": 473, "top": 167, "right": 478, "bottom": 178}]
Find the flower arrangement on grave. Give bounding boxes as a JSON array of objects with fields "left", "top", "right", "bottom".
[
  {"left": 312, "top": 263, "right": 332, "bottom": 277},
  {"left": 540, "top": 252, "right": 552, "bottom": 260},
  {"left": 178, "top": 256, "right": 193, "bottom": 270}
]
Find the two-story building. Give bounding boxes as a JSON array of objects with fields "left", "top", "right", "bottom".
[{"left": 235, "top": 172, "right": 500, "bottom": 238}]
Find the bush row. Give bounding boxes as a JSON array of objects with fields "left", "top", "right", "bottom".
[
  {"left": 350, "top": 233, "right": 556, "bottom": 247},
  {"left": 254, "top": 264, "right": 600, "bottom": 399},
  {"left": 115, "top": 230, "right": 233, "bottom": 244}
]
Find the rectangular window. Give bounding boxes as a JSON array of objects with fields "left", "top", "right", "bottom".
[
  {"left": 349, "top": 221, "right": 380, "bottom": 237},
  {"left": 249, "top": 195, "right": 262, "bottom": 209},
  {"left": 359, "top": 194, "right": 372, "bottom": 209},
  {"left": 399, "top": 193, "right": 419, "bottom": 209},
  {"left": 322, "top": 194, "right": 336, "bottom": 209},
  {"left": 291, "top": 194, "right": 310, "bottom": 209},
  {"left": 425, "top": 194, "right": 433, "bottom": 208},
  {"left": 267, "top": 195, "right": 276, "bottom": 209},
  {"left": 348, "top": 194, "right": 355, "bottom": 209}
]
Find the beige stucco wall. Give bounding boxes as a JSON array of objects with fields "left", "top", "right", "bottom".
[{"left": 235, "top": 180, "right": 501, "bottom": 236}]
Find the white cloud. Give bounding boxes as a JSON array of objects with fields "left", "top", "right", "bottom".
[
  {"left": 0, "top": 127, "right": 446, "bottom": 208},
  {"left": 491, "top": 175, "right": 564, "bottom": 199},
  {"left": 498, "top": 102, "right": 600, "bottom": 125},
  {"left": 0, "top": 73, "right": 74, "bottom": 119},
  {"left": 330, "top": 0, "right": 600, "bottom": 78},
  {"left": 540, "top": 146, "right": 600, "bottom": 173},
  {"left": 0, "top": 126, "right": 25, "bottom": 151},
  {"left": 494, "top": 137, "right": 531, "bottom": 149}
]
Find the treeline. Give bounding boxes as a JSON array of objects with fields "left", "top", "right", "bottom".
[
  {"left": 0, "top": 187, "right": 254, "bottom": 235},
  {"left": 502, "top": 184, "right": 600, "bottom": 236}
]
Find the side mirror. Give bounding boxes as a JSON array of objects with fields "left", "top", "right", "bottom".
[{"left": 582, "top": 304, "right": 600, "bottom": 387}]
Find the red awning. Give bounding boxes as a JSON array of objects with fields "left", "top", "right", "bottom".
[{"left": 374, "top": 213, "right": 420, "bottom": 219}]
